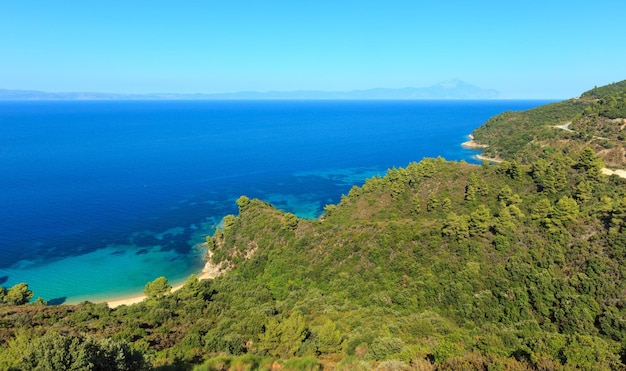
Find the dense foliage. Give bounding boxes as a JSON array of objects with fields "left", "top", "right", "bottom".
[
  {"left": 0, "top": 283, "right": 34, "bottom": 306},
  {"left": 2, "top": 80, "right": 626, "bottom": 370},
  {"left": 472, "top": 79, "right": 626, "bottom": 167}
]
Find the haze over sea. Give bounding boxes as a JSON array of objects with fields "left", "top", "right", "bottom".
[{"left": 0, "top": 100, "right": 548, "bottom": 304}]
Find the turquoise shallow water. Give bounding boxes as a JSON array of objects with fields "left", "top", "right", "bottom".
[{"left": 0, "top": 100, "right": 550, "bottom": 303}]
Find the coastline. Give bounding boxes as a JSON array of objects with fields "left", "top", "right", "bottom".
[
  {"left": 461, "top": 134, "right": 502, "bottom": 164},
  {"left": 461, "top": 134, "right": 488, "bottom": 149},
  {"left": 96, "top": 251, "right": 224, "bottom": 308},
  {"left": 475, "top": 154, "right": 503, "bottom": 163},
  {"left": 463, "top": 136, "right": 626, "bottom": 176}
]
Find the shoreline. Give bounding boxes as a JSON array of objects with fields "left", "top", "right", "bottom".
[
  {"left": 475, "top": 154, "right": 503, "bottom": 163},
  {"left": 462, "top": 136, "right": 626, "bottom": 177},
  {"left": 461, "top": 134, "right": 489, "bottom": 149},
  {"left": 94, "top": 252, "right": 224, "bottom": 308},
  {"left": 461, "top": 134, "right": 502, "bottom": 164},
  {"left": 461, "top": 140, "right": 488, "bottom": 149}
]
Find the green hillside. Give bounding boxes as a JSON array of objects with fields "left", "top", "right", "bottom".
[
  {"left": 472, "top": 80, "right": 626, "bottom": 167},
  {"left": 2, "top": 81, "right": 626, "bottom": 370}
]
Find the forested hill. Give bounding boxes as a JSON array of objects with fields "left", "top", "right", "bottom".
[
  {"left": 471, "top": 79, "right": 626, "bottom": 167},
  {"left": 200, "top": 152, "right": 626, "bottom": 369},
  {"left": 2, "top": 82, "right": 626, "bottom": 370}
]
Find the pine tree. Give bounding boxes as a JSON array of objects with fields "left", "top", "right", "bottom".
[
  {"left": 317, "top": 320, "right": 343, "bottom": 354},
  {"left": 411, "top": 194, "right": 421, "bottom": 215},
  {"left": 574, "top": 180, "right": 593, "bottom": 203},
  {"left": 427, "top": 193, "right": 439, "bottom": 212},
  {"left": 531, "top": 198, "right": 553, "bottom": 221},
  {"left": 507, "top": 160, "right": 522, "bottom": 180},
  {"left": 441, "top": 197, "right": 452, "bottom": 213},
  {"left": 494, "top": 206, "right": 516, "bottom": 236},
  {"left": 469, "top": 205, "right": 492, "bottom": 237},
  {"left": 542, "top": 167, "right": 558, "bottom": 194},
  {"left": 442, "top": 212, "right": 470, "bottom": 242},
  {"left": 550, "top": 196, "right": 580, "bottom": 227},
  {"left": 4, "top": 283, "right": 33, "bottom": 305}
]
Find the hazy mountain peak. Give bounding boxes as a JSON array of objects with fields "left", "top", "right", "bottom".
[{"left": 0, "top": 80, "right": 500, "bottom": 100}]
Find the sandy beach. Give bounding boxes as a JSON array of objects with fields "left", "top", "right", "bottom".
[
  {"left": 601, "top": 168, "right": 626, "bottom": 179},
  {"left": 461, "top": 134, "right": 489, "bottom": 149},
  {"left": 100, "top": 256, "right": 224, "bottom": 308},
  {"left": 475, "top": 154, "right": 503, "bottom": 163}
]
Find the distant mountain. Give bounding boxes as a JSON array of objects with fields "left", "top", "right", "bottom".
[
  {"left": 201, "top": 80, "right": 500, "bottom": 100},
  {"left": 0, "top": 89, "right": 182, "bottom": 101},
  {"left": 0, "top": 80, "right": 499, "bottom": 100}
]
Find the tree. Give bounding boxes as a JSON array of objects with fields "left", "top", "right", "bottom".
[
  {"left": 386, "top": 167, "right": 407, "bottom": 198},
  {"left": 205, "top": 235, "right": 215, "bottom": 250},
  {"left": 494, "top": 206, "right": 516, "bottom": 237},
  {"left": 550, "top": 196, "right": 579, "bottom": 228},
  {"left": 236, "top": 195, "right": 251, "bottom": 211},
  {"left": 411, "top": 194, "right": 421, "bottom": 215},
  {"left": 442, "top": 213, "right": 470, "bottom": 241},
  {"left": 465, "top": 172, "right": 486, "bottom": 202},
  {"left": 542, "top": 167, "right": 558, "bottom": 194},
  {"left": 578, "top": 147, "right": 598, "bottom": 169},
  {"left": 222, "top": 214, "right": 237, "bottom": 229},
  {"left": 531, "top": 198, "right": 553, "bottom": 221},
  {"left": 282, "top": 212, "right": 298, "bottom": 230},
  {"left": 574, "top": 180, "right": 593, "bottom": 203},
  {"left": 427, "top": 194, "right": 439, "bottom": 212},
  {"left": 4, "top": 283, "right": 33, "bottom": 305},
  {"left": 531, "top": 158, "right": 549, "bottom": 182},
  {"left": 369, "top": 337, "right": 406, "bottom": 360},
  {"left": 144, "top": 276, "right": 172, "bottom": 298},
  {"left": 497, "top": 186, "right": 513, "bottom": 205},
  {"left": 317, "top": 320, "right": 343, "bottom": 354},
  {"left": 609, "top": 196, "right": 626, "bottom": 235},
  {"left": 469, "top": 205, "right": 492, "bottom": 237},
  {"left": 507, "top": 160, "right": 522, "bottom": 180},
  {"left": 465, "top": 182, "right": 477, "bottom": 202},
  {"left": 576, "top": 147, "right": 604, "bottom": 181},
  {"left": 259, "top": 312, "right": 309, "bottom": 358},
  {"left": 441, "top": 197, "right": 452, "bottom": 213},
  {"left": 20, "top": 332, "right": 148, "bottom": 371}
]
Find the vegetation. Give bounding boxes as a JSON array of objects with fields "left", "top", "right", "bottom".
[
  {"left": 0, "top": 283, "right": 33, "bottom": 306},
  {"left": 144, "top": 277, "right": 173, "bottom": 298},
  {"left": 1, "top": 80, "right": 626, "bottom": 369},
  {"left": 472, "top": 79, "right": 626, "bottom": 167}
]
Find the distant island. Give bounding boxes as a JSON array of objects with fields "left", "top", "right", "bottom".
[{"left": 0, "top": 79, "right": 499, "bottom": 101}]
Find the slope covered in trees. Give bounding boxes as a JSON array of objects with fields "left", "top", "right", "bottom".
[
  {"left": 472, "top": 80, "right": 626, "bottom": 167},
  {"left": 2, "top": 81, "right": 626, "bottom": 370},
  {"left": 2, "top": 151, "right": 626, "bottom": 370}
]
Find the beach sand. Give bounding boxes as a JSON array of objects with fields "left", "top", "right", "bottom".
[
  {"left": 601, "top": 168, "right": 626, "bottom": 179},
  {"left": 100, "top": 258, "right": 223, "bottom": 308},
  {"left": 475, "top": 154, "right": 503, "bottom": 163},
  {"left": 461, "top": 134, "right": 489, "bottom": 149}
]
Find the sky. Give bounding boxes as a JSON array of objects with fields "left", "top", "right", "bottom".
[{"left": 1, "top": 1, "right": 625, "bottom": 99}]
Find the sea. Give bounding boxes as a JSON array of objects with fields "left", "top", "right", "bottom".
[{"left": 0, "top": 100, "right": 549, "bottom": 304}]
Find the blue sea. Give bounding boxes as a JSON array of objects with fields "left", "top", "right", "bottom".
[{"left": 0, "top": 100, "right": 548, "bottom": 304}]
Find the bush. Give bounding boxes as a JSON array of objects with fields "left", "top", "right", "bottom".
[
  {"left": 369, "top": 337, "right": 406, "bottom": 361},
  {"left": 144, "top": 276, "right": 172, "bottom": 298},
  {"left": 282, "top": 356, "right": 322, "bottom": 370},
  {"left": 20, "top": 332, "right": 148, "bottom": 371}
]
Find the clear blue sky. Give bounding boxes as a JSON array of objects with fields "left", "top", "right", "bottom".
[{"left": 1, "top": 1, "right": 624, "bottom": 98}]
